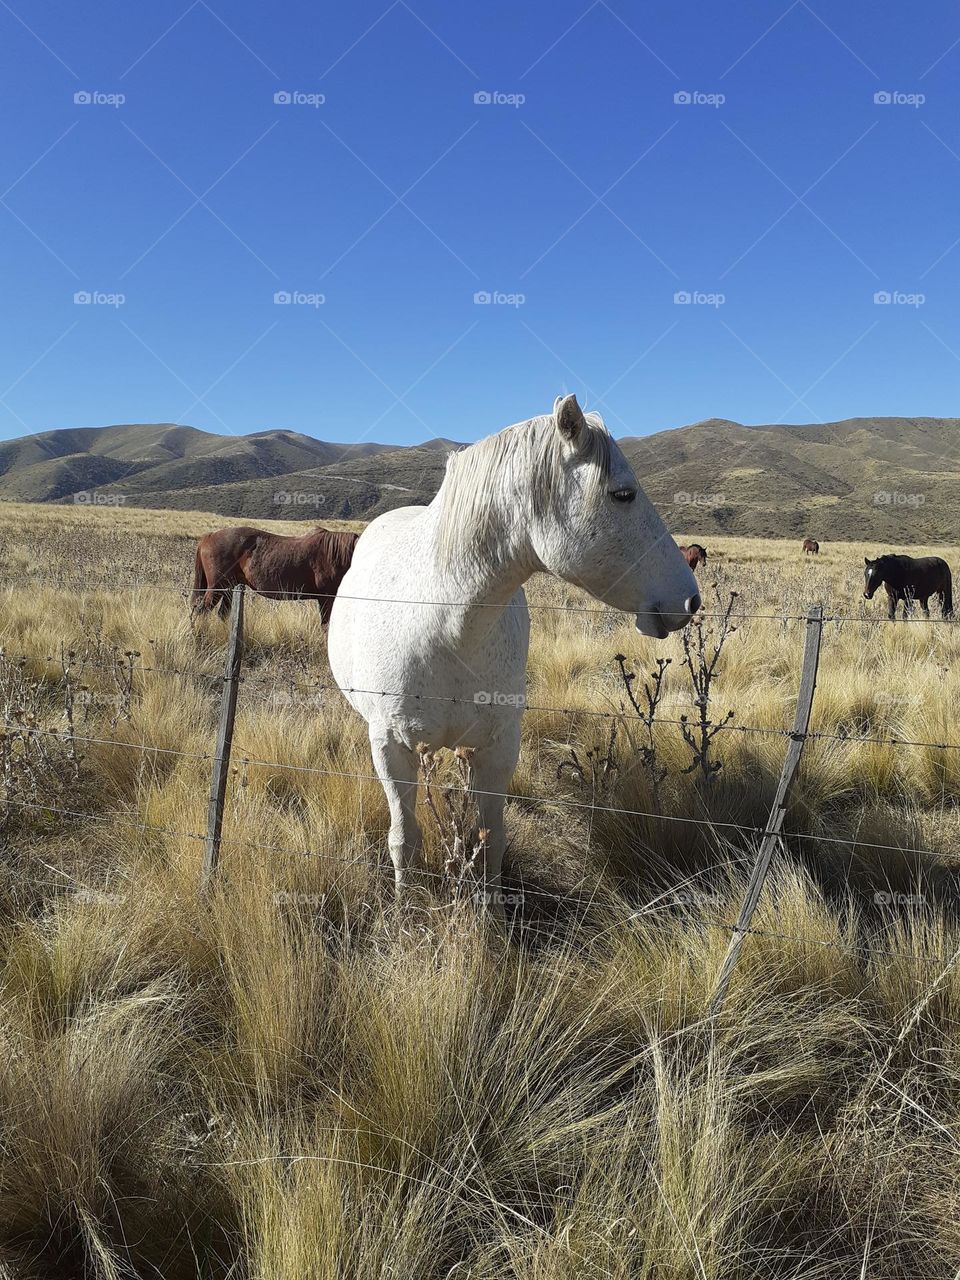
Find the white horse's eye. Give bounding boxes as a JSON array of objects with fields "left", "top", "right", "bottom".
[{"left": 609, "top": 488, "right": 636, "bottom": 503}]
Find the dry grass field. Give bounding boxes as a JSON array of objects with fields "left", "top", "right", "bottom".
[{"left": 2, "top": 499, "right": 960, "bottom": 1278}]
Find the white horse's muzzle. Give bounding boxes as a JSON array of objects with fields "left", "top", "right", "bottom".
[{"left": 635, "top": 593, "right": 701, "bottom": 639}]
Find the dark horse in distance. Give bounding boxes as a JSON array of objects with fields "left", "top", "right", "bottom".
[
  {"left": 802, "top": 538, "right": 819, "bottom": 555},
  {"left": 863, "top": 554, "right": 953, "bottom": 620},
  {"left": 679, "top": 543, "right": 708, "bottom": 571},
  {"left": 192, "top": 525, "right": 359, "bottom": 621}
]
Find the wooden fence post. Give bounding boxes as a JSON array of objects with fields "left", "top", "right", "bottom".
[
  {"left": 707, "top": 603, "right": 823, "bottom": 1017},
  {"left": 201, "top": 584, "right": 245, "bottom": 891}
]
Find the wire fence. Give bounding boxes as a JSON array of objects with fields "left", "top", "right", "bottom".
[
  {"left": 8, "top": 717, "right": 960, "bottom": 828},
  {"left": 4, "top": 644, "right": 960, "bottom": 753},
  {"left": 3, "top": 574, "right": 960, "bottom": 998},
  {"left": 7, "top": 794, "right": 960, "bottom": 971},
  {"left": 1, "top": 572, "right": 958, "bottom": 624}
]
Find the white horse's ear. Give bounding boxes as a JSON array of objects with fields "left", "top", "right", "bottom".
[{"left": 554, "top": 393, "right": 586, "bottom": 445}]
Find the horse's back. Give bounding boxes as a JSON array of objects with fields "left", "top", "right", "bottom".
[
  {"left": 353, "top": 504, "right": 426, "bottom": 554},
  {"left": 899, "top": 554, "right": 950, "bottom": 582},
  {"left": 924, "top": 556, "right": 952, "bottom": 589},
  {"left": 200, "top": 525, "right": 263, "bottom": 554},
  {"left": 329, "top": 507, "right": 428, "bottom": 675}
]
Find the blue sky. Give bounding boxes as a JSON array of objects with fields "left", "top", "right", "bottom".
[{"left": 0, "top": 0, "right": 958, "bottom": 446}]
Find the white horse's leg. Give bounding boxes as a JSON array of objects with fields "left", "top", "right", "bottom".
[
  {"left": 369, "top": 728, "right": 424, "bottom": 897},
  {"left": 470, "top": 724, "right": 521, "bottom": 919}
]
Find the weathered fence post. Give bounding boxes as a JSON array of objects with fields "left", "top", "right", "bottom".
[
  {"left": 707, "top": 603, "right": 823, "bottom": 1017},
  {"left": 202, "top": 584, "right": 244, "bottom": 891}
]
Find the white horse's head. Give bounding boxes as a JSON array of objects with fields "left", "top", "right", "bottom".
[{"left": 529, "top": 394, "right": 700, "bottom": 638}]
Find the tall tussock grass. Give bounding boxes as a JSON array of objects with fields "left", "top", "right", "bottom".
[
  {"left": 0, "top": 504, "right": 960, "bottom": 1274},
  {"left": 2, "top": 856, "right": 960, "bottom": 1274}
]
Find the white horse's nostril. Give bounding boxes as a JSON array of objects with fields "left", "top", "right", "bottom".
[{"left": 685, "top": 593, "right": 701, "bottom": 615}]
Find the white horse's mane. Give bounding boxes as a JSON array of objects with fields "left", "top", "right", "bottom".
[{"left": 434, "top": 401, "right": 613, "bottom": 569}]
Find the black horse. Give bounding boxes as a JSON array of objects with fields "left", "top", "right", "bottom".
[{"left": 864, "top": 554, "right": 953, "bottom": 619}]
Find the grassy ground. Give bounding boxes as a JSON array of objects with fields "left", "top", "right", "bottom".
[{"left": 1, "top": 500, "right": 960, "bottom": 1277}]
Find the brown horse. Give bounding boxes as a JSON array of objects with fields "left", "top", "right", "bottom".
[
  {"left": 678, "top": 543, "right": 707, "bottom": 571},
  {"left": 864, "top": 554, "right": 953, "bottom": 620},
  {"left": 802, "top": 538, "right": 819, "bottom": 555},
  {"left": 192, "top": 525, "right": 359, "bottom": 621}
]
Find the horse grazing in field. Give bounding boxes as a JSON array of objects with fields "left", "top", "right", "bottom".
[
  {"left": 328, "top": 394, "right": 700, "bottom": 915},
  {"left": 864, "top": 554, "right": 953, "bottom": 620},
  {"left": 679, "top": 543, "right": 707, "bottom": 571},
  {"left": 192, "top": 525, "right": 359, "bottom": 620},
  {"left": 803, "top": 538, "right": 819, "bottom": 555}
]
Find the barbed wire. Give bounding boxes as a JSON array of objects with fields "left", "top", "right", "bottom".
[
  {"left": 8, "top": 795, "right": 960, "bottom": 969},
  {"left": 6, "top": 722, "right": 959, "bottom": 863},
  {"left": 0, "top": 797, "right": 709, "bottom": 913},
  {"left": 0, "top": 574, "right": 956, "bottom": 625},
  {"left": 5, "top": 648, "right": 960, "bottom": 755},
  {"left": 4, "top": 567, "right": 960, "bottom": 990}
]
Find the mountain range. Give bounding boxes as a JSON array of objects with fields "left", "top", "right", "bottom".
[{"left": 1, "top": 416, "right": 957, "bottom": 543}]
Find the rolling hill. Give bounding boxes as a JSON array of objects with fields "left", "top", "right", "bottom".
[
  {"left": 0, "top": 416, "right": 957, "bottom": 543},
  {"left": 620, "top": 416, "right": 960, "bottom": 542}
]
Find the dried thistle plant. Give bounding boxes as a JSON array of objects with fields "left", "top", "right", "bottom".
[
  {"left": 557, "top": 716, "right": 619, "bottom": 800},
  {"left": 677, "top": 590, "right": 737, "bottom": 784},
  {"left": 416, "top": 744, "right": 489, "bottom": 898},
  {"left": 614, "top": 652, "right": 671, "bottom": 812},
  {"left": 108, "top": 649, "right": 139, "bottom": 724}
]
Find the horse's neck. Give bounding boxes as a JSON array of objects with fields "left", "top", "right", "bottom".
[{"left": 423, "top": 502, "right": 538, "bottom": 637}]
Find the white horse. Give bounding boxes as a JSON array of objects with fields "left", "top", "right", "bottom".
[{"left": 328, "top": 395, "right": 700, "bottom": 911}]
